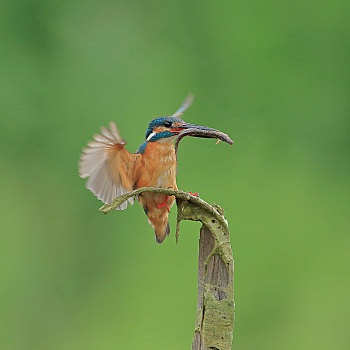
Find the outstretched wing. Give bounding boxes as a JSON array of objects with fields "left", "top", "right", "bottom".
[
  {"left": 79, "top": 122, "right": 138, "bottom": 210},
  {"left": 172, "top": 93, "right": 194, "bottom": 118}
]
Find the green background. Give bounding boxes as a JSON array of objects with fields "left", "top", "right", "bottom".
[{"left": 1, "top": 1, "right": 349, "bottom": 349}]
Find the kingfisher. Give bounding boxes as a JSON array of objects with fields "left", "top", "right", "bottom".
[{"left": 79, "top": 95, "right": 230, "bottom": 243}]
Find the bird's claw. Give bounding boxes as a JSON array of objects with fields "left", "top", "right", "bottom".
[
  {"left": 189, "top": 192, "right": 199, "bottom": 197},
  {"left": 157, "top": 196, "right": 170, "bottom": 212}
]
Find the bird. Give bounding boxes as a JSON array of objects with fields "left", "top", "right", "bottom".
[{"left": 79, "top": 95, "right": 224, "bottom": 243}]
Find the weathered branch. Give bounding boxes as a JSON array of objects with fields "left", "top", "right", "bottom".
[{"left": 99, "top": 187, "right": 234, "bottom": 350}]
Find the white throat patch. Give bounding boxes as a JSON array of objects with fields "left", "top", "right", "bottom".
[{"left": 146, "top": 131, "right": 156, "bottom": 141}]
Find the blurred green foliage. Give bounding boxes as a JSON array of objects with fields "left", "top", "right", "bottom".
[{"left": 0, "top": 0, "right": 349, "bottom": 349}]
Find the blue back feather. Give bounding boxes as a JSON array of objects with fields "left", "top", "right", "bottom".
[{"left": 135, "top": 141, "right": 148, "bottom": 154}]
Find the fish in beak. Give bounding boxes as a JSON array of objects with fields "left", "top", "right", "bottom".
[{"left": 173, "top": 121, "right": 233, "bottom": 156}]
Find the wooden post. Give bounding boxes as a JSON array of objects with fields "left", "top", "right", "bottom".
[
  {"left": 100, "top": 187, "right": 235, "bottom": 349},
  {"left": 176, "top": 198, "right": 234, "bottom": 350}
]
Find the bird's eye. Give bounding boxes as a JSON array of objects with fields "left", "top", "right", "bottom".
[{"left": 164, "top": 121, "right": 172, "bottom": 128}]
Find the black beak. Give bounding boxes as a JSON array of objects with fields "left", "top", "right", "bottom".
[{"left": 179, "top": 123, "right": 218, "bottom": 133}]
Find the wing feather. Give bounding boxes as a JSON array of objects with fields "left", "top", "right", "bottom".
[{"left": 79, "top": 122, "right": 138, "bottom": 210}]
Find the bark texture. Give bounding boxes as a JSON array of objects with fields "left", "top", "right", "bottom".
[{"left": 99, "top": 187, "right": 234, "bottom": 350}]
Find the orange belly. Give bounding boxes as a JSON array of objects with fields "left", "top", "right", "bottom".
[{"left": 135, "top": 140, "right": 178, "bottom": 242}]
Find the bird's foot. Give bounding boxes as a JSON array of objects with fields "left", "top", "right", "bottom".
[
  {"left": 157, "top": 195, "right": 170, "bottom": 212},
  {"left": 189, "top": 192, "right": 199, "bottom": 197}
]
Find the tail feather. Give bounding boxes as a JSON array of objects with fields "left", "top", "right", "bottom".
[
  {"left": 155, "top": 221, "right": 170, "bottom": 244},
  {"left": 142, "top": 204, "right": 170, "bottom": 243}
]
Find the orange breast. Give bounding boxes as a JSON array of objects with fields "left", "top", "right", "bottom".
[{"left": 135, "top": 141, "right": 177, "bottom": 190}]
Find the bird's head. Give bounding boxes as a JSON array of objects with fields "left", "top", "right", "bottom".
[{"left": 145, "top": 116, "right": 217, "bottom": 143}]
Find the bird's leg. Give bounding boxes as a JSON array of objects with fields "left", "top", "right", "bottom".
[{"left": 157, "top": 195, "right": 170, "bottom": 212}]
